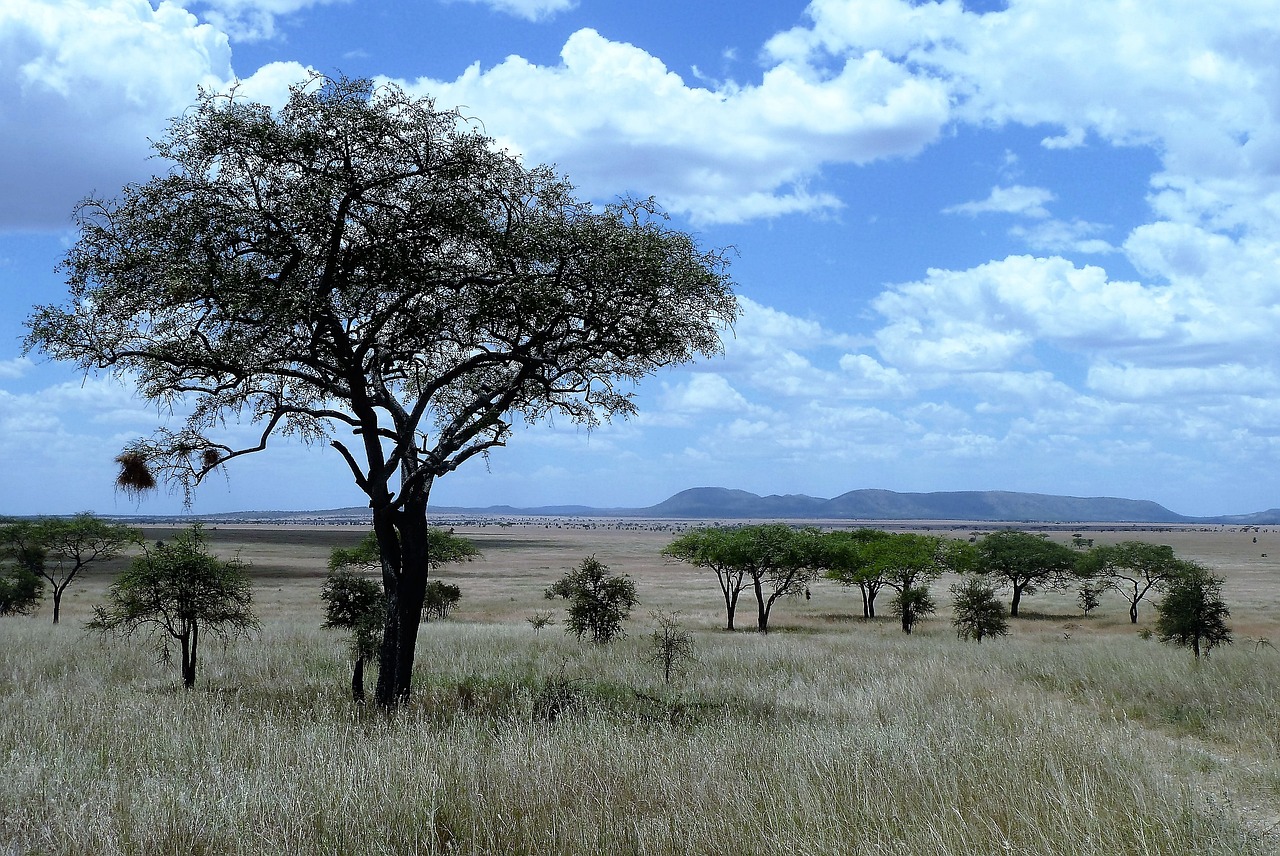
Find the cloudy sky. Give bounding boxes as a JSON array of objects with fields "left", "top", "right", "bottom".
[{"left": 2, "top": 0, "right": 1279, "bottom": 518}]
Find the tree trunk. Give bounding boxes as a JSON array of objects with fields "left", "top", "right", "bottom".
[
  {"left": 181, "top": 625, "right": 198, "bottom": 689},
  {"left": 859, "top": 586, "right": 869, "bottom": 619},
  {"left": 1010, "top": 585, "right": 1022, "bottom": 618},
  {"left": 1129, "top": 601, "right": 1139, "bottom": 624},
  {"left": 867, "top": 589, "right": 877, "bottom": 619},
  {"left": 753, "top": 574, "right": 769, "bottom": 633},
  {"left": 375, "top": 493, "right": 431, "bottom": 710},
  {"left": 52, "top": 588, "right": 62, "bottom": 624},
  {"left": 352, "top": 655, "right": 366, "bottom": 703}
]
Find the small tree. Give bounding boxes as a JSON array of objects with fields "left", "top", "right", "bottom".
[
  {"left": 644, "top": 611, "right": 696, "bottom": 684},
  {"left": 1155, "top": 562, "right": 1232, "bottom": 659},
  {"left": 528, "top": 611, "right": 556, "bottom": 634},
  {"left": 89, "top": 526, "right": 257, "bottom": 689},
  {"left": 0, "top": 514, "right": 140, "bottom": 623},
  {"left": 545, "top": 556, "right": 638, "bottom": 643},
  {"left": 321, "top": 568, "right": 383, "bottom": 702},
  {"left": 1077, "top": 583, "right": 1103, "bottom": 617},
  {"left": 890, "top": 584, "right": 936, "bottom": 634},
  {"left": 0, "top": 564, "right": 43, "bottom": 616},
  {"left": 423, "top": 581, "right": 462, "bottom": 621},
  {"left": 662, "top": 527, "right": 750, "bottom": 630},
  {"left": 951, "top": 577, "right": 1009, "bottom": 642}
]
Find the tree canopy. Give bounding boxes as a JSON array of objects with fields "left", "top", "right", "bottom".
[
  {"left": 1078, "top": 541, "right": 1184, "bottom": 624},
  {"left": 25, "top": 74, "right": 735, "bottom": 709},
  {"left": 972, "top": 531, "right": 1078, "bottom": 617},
  {"left": 1155, "top": 562, "right": 1232, "bottom": 659}
]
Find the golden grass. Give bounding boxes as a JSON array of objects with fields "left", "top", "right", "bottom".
[{"left": 3, "top": 520, "right": 1280, "bottom": 854}]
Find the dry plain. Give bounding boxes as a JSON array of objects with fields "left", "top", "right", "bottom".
[{"left": 4, "top": 518, "right": 1280, "bottom": 855}]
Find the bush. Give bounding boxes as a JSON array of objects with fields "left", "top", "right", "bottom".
[
  {"left": 950, "top": 577, "right": 1009, "bottom": 642},
  {"left": 423, "top": 581, "right": 462, "bottom": 621},
  {"left": 0, "top": 565, "right": 43, "bottom": 616},
  {"left": 1155, "top": 562, "right": 1232, "bottom": 659},
  {"left": 545, "top": 556, "right": 638, "bottom": 643}
]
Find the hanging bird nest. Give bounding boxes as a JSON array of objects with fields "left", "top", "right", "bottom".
[
  {"left": 115, "top": 450, "right": 157, "bottom": 498},
  {"left": 201, "top": 448, "right": 222, "bottom": 469}
]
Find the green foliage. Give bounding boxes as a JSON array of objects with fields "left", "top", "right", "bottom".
[
  {"left": 88, "top": 525, "right": 257, "bottom": 689},
  {"left": 320, "top": 568, "right": 382, "bottom": 702},
  {"left": 328, "top": 529, "right": 480, "bottom": 574},
  {"left": 950, "top": 577, "right": 1010, "bottom": 642},
  {"left": 527, "top": 610, "right": 556, "bottom": 633},
  {"left": 545, "top": 556, "right": 638, "bottom": 643},
  {"left": 0, "top": 565, "right": 43, "bottom": 616},
  {"left": 0, "top": 514, "right": 140, "bottom": 623},
  {"left": 1077, "top": 583, "right": 1103, "bottom": 616},
  {"left": 1155, "top": 562, "right": 1232, "bottom": 659},
  {"left": 812, "top": 528, "right": 895, "bottom": 619},
  {"left": 423, "top": 580, "right": 462, "bottom": 621},
  {"left": 889, "top": 584, "right": 936, "bottom": 634},
  {"left": 1079, "top": 541, "right": 1183, "bottom": 623},
  {"left": 663, "top": 524, "right": 816, "bottom": 632},
  {"left": 973, "top": 530, "right": 1078, "bottom": 617}
]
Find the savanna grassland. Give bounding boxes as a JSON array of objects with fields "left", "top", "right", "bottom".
[{"left": 3, "top": 520, "right": 1280, "bottom": 855}]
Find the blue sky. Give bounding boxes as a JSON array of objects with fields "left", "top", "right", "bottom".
[{"left": 2, "top": 0, "right": 1280, "bottom": 518}]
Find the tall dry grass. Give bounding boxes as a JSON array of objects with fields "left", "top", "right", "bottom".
[{"left": 4, "top": 608, "right": 1279, "bottom": 855}]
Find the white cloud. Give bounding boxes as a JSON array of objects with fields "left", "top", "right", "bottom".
[
  {"left": 456, "top": 0, "right": 576, "bottom": 22},
  {"left": 396, "top": 28, "right": 950, "bottom": 223},
  {"left": 944, "top": 185, "right": 1056, "bottom": 219},
  {"left": 191, "top": 0, "right": 348, "bottom": 41},
  {"left": 0, "top": 0, "right": 234, "bottom": 230},
  {"left": 0, "top": 358, "right": 32, "bottom": 379},
  {"left": 660, "top": 373, "right": 754, "bottom": 415}
]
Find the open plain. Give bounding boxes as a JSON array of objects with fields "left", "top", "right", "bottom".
[{"left": 3, "top": 520, "right": 1280, "bottom": 855}]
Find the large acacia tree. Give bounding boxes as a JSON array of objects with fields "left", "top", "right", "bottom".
[{"left": 25, "top": 75, "right": 737, "bottom": 709}]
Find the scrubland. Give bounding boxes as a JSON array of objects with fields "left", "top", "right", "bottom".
[{"left": 2, "top": 521, "right": 1279, "bottom": 855}]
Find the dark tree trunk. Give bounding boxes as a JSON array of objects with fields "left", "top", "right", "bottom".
[
  {"left": 1129, "top": 601, "right": 1139, "bottom": 624},
  {"left": 753, "top": 574, "right": 770, "bottom": 633},
  {"left": 181, "top": 624, "right": 198, "bottom": 689},
  {"left": 1010, "top": 585, "right": 1022, "bottom": 618},
  {"left": 352, "top": 655, "right": 366, "bottom": 703},
  {"left": 725, "top": 594, "right": 737, "bottom": 631},
  {"left": 859, "top": 586, "right": 869, "bottom": 619},
  {"left": 867, "top": 588, "right": 878, "bottom": 619},
  {"left": 375, "top": 494, "right": 431, "bottom": 710},
  {"left": 52, "top": 588, "right": 63, "bottom": 624}
]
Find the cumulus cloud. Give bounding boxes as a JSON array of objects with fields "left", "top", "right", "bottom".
[
  {"left": 0, "top": 0, "right": 233, "bottom": 230},
  {"left": 396, "top": 27, "right": 950, "bottom": 223}
]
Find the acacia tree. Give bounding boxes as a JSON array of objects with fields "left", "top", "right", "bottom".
[
  {"left": 1079, "top": 541, "right": 1183, "bottom": 624},
  {"left": 0, "top": 521, "right": 45, "bottom": 616},
  {"left": 866, "top": 533, "right": 960, "bottom": 633},
  {"left": 3, "top": 514, "right": 141, "bottom": 624},
  {"left": 662, "top": 527, "right": 750, "bottom": 630},
  {"left": 973, "top": 530, "right": 1078, "bottom": 617},
  {"left": 1156, "top": 562, "right": 1232, "bottom": 659},
  {"left": 950, "top": 577, "right": 1009, "bottom": 642},
  {"left": 89, "top": 525, "right": 257, "bottom": 689},
  {"left": 814, "top": 528, "right": 894, "bottom": 619},
  {"left": 25, "top": 75, "right": 735, "bottom": 709}
]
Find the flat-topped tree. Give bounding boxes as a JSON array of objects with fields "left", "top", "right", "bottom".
[{"left": 24, "top": 74, "right": 737, "bottom": 710}]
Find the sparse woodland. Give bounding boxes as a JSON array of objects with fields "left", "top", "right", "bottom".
[{"left": 1, "top": 521, "right": 1278, "bottom": 855}]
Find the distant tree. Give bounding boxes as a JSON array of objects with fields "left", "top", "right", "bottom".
[
  {"left": 320, "top": 568, "right": 383, "bottom": 702},
  {"left": 527, "top": 611, "right": 557, "bottom": 634},
  {"left": 950, "top": 577, "right": 1009, "bottom": 642},
  {"left": 1077, "top": 582, "right": 1103, "bottom": 617},
  {"left": 644, "top": 611, "right": 697, "bottom": 684},
  {"left": 867, "top": 532, "right": 962, "bottom": 633},
  {"left": 423, "top": 580, "right": 462, "bottom": 621},
  {"left": 972, "top": 531, "right": 1078, "bottom": 617},
  {"left": 1155, "top": 562, "right": 1232, "bottom": 659},
  {"left": 545, "top": 556, "right": 638, "bottom": 643},
  {"left": 0, "top": 514, "right": 140, "bottom": 623},
  {"left": 664, "top": 524, "right": 816, "bottom": 633},
  {"left": 25, "top": 74, "right": 736, "bottom": 710},
  {"left": 814, "top": 528, "right": 895, "bottom": 619},
  {"left": 662, "top": 527, "right": 750, "bottom": 630},
  {"left": 1079, "top": 541, "right": 1183, "bottom": 624},
  {"left": 890, "top": 584, "right": 936, "bottom": 634},
  {"left": 89, "top": 526, "right": 257, "bottom": 689}
]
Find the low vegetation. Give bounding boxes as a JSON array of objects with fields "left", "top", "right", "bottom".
[{"left": 1, "top": 521, "right": 1276, "bottom": 855}]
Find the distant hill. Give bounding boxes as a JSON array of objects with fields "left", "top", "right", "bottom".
[
  {"left": 171, "top": 486, "right": 1280, "bottom": 524},
  {"left": 640, "top": 487, "right": 1192, "bottom": 523}
]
